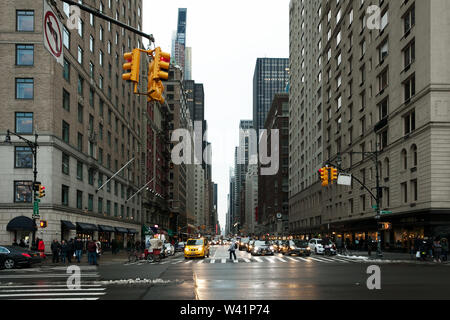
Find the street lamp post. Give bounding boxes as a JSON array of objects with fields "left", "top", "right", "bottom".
[{"left": 4, "top": 130, "right": 39, "bottom": 247}]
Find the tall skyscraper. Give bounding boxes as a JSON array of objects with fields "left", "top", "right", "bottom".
[
  {"left": 288, "top": 0, "right": 323, "bottom": 230},
  {"left": 288, "top": 0, "right": 450, "bottom": 248},
  {"left": 253, "top": 58, "right": 289, "bottom": 132},
  {"left": 185, "top": 47, "right": 192, "bottom": 80},
  {"left": 173, "top": 8, "right": 187, "bottom": 71},
  {"left": 234, "top": 120, "right": 253, "bottom": 232}
]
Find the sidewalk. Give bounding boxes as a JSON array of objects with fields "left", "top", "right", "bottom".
[
  {"left": 37, "top": 250, "right": 130, "bottom": 267},
  {"left": 342, "top": 250, "right": 449, "bottom": 264}
]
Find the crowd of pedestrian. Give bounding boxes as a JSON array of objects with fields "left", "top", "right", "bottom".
[
  {"left": 413, "top": 237, "right": 448, "bottom": 262},
  {"left": 48, "top": 238, "right": 102, "bottom": 265}
]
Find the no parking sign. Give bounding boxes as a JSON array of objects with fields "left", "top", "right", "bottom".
[{"left": 43, "top": 0, "right": 64, "bottom": 65}]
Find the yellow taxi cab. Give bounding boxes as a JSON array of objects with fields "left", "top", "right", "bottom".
[{"left": 184, "top": 238, "right": 210, "bottom": 259}]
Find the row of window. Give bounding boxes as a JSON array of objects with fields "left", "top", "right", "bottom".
[{"left": 13, "top": 180, "right": 139, "bottom": 218}]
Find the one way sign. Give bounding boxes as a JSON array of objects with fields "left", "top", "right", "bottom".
[{"left": 43, "top": 0, "right": 64, "bottom": 65}]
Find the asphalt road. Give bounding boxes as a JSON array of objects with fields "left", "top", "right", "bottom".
[{"left": 1, "top": 245, "right": 450, "bottom": 300}]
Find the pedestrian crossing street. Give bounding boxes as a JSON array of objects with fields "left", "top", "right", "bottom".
[
  {"left": 124, "top": 255, "right": 362, "bottom": 266},
  {"left": 0, "top": 266, "right": 105, "bottom": 300}
]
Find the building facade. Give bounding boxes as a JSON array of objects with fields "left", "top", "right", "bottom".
[
  {"left": 253, "top": 58, "right": 290, "bottom": 133},
  {"left": 245, "top": 164, "right": 258, "bottom": 235},
  {"left": 258, "top": 93, "right": 289, "bottom": 236},
  {"left": 289, "top": 0, "right": 450, "bottom": 250},
  {"left": 0, "top": 0, "right": 146, "bottom": 251}
]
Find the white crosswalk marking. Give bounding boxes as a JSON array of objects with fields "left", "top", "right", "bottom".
[
  {"left": 307, "top": 256, "right": 330, "bottom": 263},
  {"left": 221, "top": 259, "right": 227, "bottom": 264},
  {"left": 286, "top": 257, "right": 299, "bottom": 262},
  {"left": 210, "top": 259, "right": 215, "bottom": 264},
  {"left": 0, "top": 271, "right": 105, "bottom": 300},
  {"left": 275, "top": 257, "right": 287, "bottom": 263},
  {"left": 295, "top": 256, "right": 310, "bottom": 262},
  {"left": 317, "top": 256, "right": 336, "bottom": 262},
  {"left": 329, "top": 257, "right": 350, "bottom": 263},
  {"left": 264, "top": 257, "right": 276, "bottom": 263},
  {"left": 243, "top": 258, "right": 251, "bottom": 263},
  {"left": 254, "top": 257, "right": 264, "bottom": 263},
  {"left": 197, "top": 260, "right": 204, "bottom": 264},
  {"left": 185, "top": 260, "right": 193, "bottom": 264},
  {"left": 336, "top": 256, "right": 357, "bottom": 262}
]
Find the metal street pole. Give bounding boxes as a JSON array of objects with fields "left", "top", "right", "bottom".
[
  {"left": 60, "top": 0, "right": 155, "bottom": 43},
  {"left": 4, "top": 130, "right": 39, "bottom": 248},
  {"left": 329, "top": 148, "right": 384, "bottom": 258}
]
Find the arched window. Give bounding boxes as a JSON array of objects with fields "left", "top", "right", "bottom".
[
  {"left": 401, "top": 149, "right": 407, "bottom": 170},
  {"left": 411, "top": 144, "right": 418, "bottom": 167}
]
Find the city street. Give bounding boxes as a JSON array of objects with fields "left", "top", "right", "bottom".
[{"left": 1, "top": 245, "right": 450, "bottom": 300}]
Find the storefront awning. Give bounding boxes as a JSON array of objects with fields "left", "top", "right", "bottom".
[
  {"left": 76, "top": 222, "right": 98, "bottom": 232},
  {"left": 98, "top": 225, "right": 115, "bottom": 232},
  {"left": 127, "top": 228, "right": 138, "bottom": 234},
  {"left": 61, "top": 220, "right": 76, "bottom": 230},
  {"left": 7, "top": 216, "right": 37, "bottom": 232},
  {"left": 115, "top": 227, "right": 128, "bottom": 233}
]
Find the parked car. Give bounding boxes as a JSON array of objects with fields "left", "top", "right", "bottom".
[
  {"left": 308, "top": 238, "right": 337, "bottom": 255},
  {"left": 281, "top": 240, "right": 311, "bottom": 256},
  {"left": 175, "top": 242, "right": 185, "bottom": 252},
  {"left": 0, "top": 246, "right": 41, "bottom": 269},
  {"left": 250, "top": 240, "right": 275, "bottom": 256}
]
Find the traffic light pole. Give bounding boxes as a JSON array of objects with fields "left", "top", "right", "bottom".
[
  {"left": 327, "top": 147, "right": 384, "bottom": 258},
  {"left": 4, "top": 130, "right": 39, "bottom": 248},
  {"left": 60, "top": 0, "right": 155, "bottom": 43}
]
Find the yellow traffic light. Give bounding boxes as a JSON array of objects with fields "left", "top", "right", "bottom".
[
  {"left": 330, "top": 168, "right": 338, "bottom": 182},
  {"left": 122, "top": 48, "right": 141, "bottom": 92},
  {"left": 39, "top": 185, "right": 46, "bottom": 198},
  {"left": 319, "top": 167, "right": 329, "bottom": 187},
  {"left": 40, "top": 220, "right": 47, "bottom": 228},
  {"left": 147, "top": 47, "right": 170, "bottom": 104},
  {"left": 153, "top": 47, "right": 170, "bottom": 81}
]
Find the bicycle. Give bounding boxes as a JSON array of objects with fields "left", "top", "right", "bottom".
[
  {"left": 146, "top": 249, "right": 161, "bottom": 263},
  {"left": 127, "top": 249, "right": 139, "bottom": 263}
]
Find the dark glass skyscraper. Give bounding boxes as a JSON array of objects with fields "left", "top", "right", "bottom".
[
  {"left": 173, "top": 8, "right": 187, "bottom": 71},
  {"left": 253, "top": 58, "right": 290, "bottom": 132}
]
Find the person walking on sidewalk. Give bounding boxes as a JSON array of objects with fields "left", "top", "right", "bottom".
[
  {"left": 95, "top": 240, "right": 102, "bottom": 261},
  {"left": 441, "top": 238, "right": 448, "bottom": 262},
  {"left": 67, "top": 239, "right": 74, "bottom": 263},
  {"left": 51, "top": 240, "right": 61, "bottom": 263},
  {"left": 75, "top": 238, "right": 83, "bottom": 263},
  {"left": 367, "top": 237, "right": 372, "bottom": 256},
  {"left": 228, "top": 240, "right": 237, "bottom": 261},
  {"left": 60, "top": 240, "right": 68, "bottom": 264},
  {"left": 38, "top": 238, "right": 46, "bottom": 259},
  {"left": 111, "top": 239, "right": 117, "bottom": 255},
  {"left": 87, "top": 240, "right": 98, "bottom": 265},
  {"left": 433, "top": 238, "right": 442, "bottom": 263}
]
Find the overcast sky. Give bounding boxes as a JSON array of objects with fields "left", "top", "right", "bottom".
[{"left": 143, "top": 0, "right": 290, "bottom": 232}]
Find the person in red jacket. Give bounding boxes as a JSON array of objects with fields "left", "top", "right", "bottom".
[{"left": 37, "top": 238, "right": 46, "bottom": 259}]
